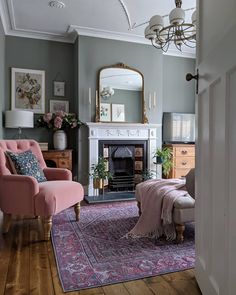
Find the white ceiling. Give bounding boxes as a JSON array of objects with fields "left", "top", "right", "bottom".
[{"left": 0, "top": 0, "right": 196, "bottom": 57}]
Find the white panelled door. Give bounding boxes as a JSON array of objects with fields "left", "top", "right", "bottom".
[{"left": 195, "top": 0, "right": 236, "bottom": 294}]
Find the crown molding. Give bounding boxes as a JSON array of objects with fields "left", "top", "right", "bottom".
[
  {"left": 0, "top": 0, "right": 195, "bottom": 58},
  {"left": 69, "top": 25, "right": 196, "bottom": 58}
]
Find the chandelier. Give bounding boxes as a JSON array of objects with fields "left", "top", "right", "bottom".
[
  {"left": 145, "top": 0, "right": 196, "bottom": 52},
  {"left": 100, "top": 86, "right": 115, "bottom": 99}
]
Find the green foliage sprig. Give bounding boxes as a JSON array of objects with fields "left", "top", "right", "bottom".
[
  {"left": 153, "top": 147, "right": 173, "bottom": 177},
  {"left": 90, "top": 157, "right": 111, "bottom": 180}
]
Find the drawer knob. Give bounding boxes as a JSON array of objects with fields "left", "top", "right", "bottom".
[
  {"left": 181, "top": 161, "right": 187, "bottom": 166},
  {"left": 181, "top": 150, "right": 188, "bottom": 155}
]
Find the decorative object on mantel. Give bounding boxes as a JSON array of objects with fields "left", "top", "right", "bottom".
[
  {"left": 97, "top": 63, "right": 146, "bottom": 123},
  {"left": 100, "top": 103, "right": 111, "bottom": 122},
  {"left": 143, "top": 100, "right": 149, "bottom": 124},
  {"left": 11, "top": 67, "right": 45, "bottom": 114},
  {"left": 37, "top": 111, "right": 82, "bottom": 150},
  {"left": 145, "top": 0, "right": 196, "bottom": 52}
]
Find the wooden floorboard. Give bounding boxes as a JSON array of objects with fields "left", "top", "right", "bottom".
[{"left": 0, "top": 214, "right": 202, "bottom": 295}]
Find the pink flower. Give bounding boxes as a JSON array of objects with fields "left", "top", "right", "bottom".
[
  {"left": 55, "top": 110, "right": 65, "bottom": 118},
  {"left": 54, "top": 116, "right": 63, "bottom": 129},
  {"left": 43, "top": 112, "right": 52, "bottom": 123}
]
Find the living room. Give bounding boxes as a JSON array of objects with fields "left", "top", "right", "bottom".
[{"left": 1, "top": 1, "right": 235, "bottom": 294}]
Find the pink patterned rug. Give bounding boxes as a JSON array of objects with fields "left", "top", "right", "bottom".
[{"left": 52, "top": 201, "right": 195, "bottom": 292}]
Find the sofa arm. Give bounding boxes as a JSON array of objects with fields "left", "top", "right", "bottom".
[
  {"left": 0, "top": 175, "right": 39, "bottom": 215},
  {"left": 43, "top": 167, "right": 72, "bottom": 181}
]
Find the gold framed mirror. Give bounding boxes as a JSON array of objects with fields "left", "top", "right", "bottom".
[{"left": 96, "top": 63, "right": 148, "bottom": 123}]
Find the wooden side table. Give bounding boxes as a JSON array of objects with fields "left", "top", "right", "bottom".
[{"left": 42, "top": 150, "right": 72, "bottom": 171}]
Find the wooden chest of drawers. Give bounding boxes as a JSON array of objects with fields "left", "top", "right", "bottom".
[
  {"left": 42, "top": 150, "right": 72, "bottom": 171},
  {"left": 164, "top": 144, "right": 195, "bottom": 179}
]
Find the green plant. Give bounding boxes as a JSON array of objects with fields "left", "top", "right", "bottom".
[
  {"left": 153, "top": 147, "right": 173, "bottom": 177},
  {"left": 142, "top": 169, "right": 155, "bottom": 181},
  {"left": 90, "top": 157, "right": 111, "bottom": 180}
]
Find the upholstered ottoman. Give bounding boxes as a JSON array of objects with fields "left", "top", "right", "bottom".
[{"left": 136, "top": 169, "right": 195, "bottom": 242}]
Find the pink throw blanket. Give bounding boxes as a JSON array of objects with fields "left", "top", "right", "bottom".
[{"left": 126, "top": 178, "right": 187, "bottom": 240}]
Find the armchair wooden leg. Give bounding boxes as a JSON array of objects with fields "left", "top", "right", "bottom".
[
  {"left": 2, "top": 213, "right": 12, "bottom": 234},
  {"left": 74, "top": 202, "right": 81, "bottom": 221},
  {"left": 176, "top": 224, "right": 185, "bottom": 243},
  {"left": 43, "top": 216, "right": 52, "bottom": 241},
  {"left": 137, "top": 201, "right": 141, "bottom": 216}
]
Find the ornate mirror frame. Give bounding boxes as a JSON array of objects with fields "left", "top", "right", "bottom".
[{"left": 96, "top": 63, "right": 148, "bottom": 124}]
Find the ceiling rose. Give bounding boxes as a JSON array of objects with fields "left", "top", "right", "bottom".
[{"left": 48, "top": 1, "right": 66, "bottom": 9}]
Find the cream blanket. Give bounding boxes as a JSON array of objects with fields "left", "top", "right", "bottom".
[{"left": 126, "top": 178, "right": 187, "bottom": 240}]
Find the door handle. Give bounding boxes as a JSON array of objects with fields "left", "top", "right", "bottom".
[{"left": 186, "top": 69, "right": 199, "bottom": 94}]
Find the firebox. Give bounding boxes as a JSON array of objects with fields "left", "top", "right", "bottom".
[{"left": 99, "top": 140, "right": 147, "bottom": 192}]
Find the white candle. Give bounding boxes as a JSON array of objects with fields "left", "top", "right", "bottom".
[
  {"left": 153, "top": 91, "right": 156, "bottom": 108},
  {"left": 148, "top": 92, "right": 151, "bottom": 110},
  {"left": 95, "top": 90, "right": 98, "bottom": 106},
  {"left": 88, "top": 87, "right": 91, "bottom": 104}
]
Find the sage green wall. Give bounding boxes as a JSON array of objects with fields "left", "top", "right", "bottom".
[
  {"left": 163, "top": 55, "right": 195, "bottom": 113},
  {"left": 77, "top": 36, "right": 164, "bottom": 184},
  {"left": 4, "top": 36, "right": 75, "bottom": 148},
  {"left": 0, "top": 18, "right": 5, "bottom": 139},
  {"left": 1, "top": 34, "right": 195, "bottom": 183},
  {"left": 101, "top": 89, "right": 142, "bottom": 123}
]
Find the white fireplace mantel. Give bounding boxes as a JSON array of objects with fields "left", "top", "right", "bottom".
[{"left": 86, "top": 122, "right": 162, "bottom": 196}]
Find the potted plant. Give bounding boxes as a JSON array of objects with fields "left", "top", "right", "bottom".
[
  {"left": 90, "top": 157, "right": 111, "bottom": 189},
  {"left": 153, "top": 147, "right": 173, "bottom": 177}
]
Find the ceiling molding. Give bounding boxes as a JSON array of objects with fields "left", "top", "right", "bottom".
[
  {"left": 69, "top": 25, "right": 196, "bottom": 59},
  {"left": 0, "top": 1, "right": 195, "bottom": 58}
]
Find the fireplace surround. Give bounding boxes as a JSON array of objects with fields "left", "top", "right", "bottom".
[{"left": 86, "top": 122, "right": 161, "bottom": 197}]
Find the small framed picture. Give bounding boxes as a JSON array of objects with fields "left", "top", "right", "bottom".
[
  {"left": 50, "top": 100, "right": 69, "bottom": 113},
  {"left": 112, "top": 104, "right": 125, "bottom": 122},
  {"left": 53, "top": 81, "right": 65, "bottom": 97},
  {"left": 100, "top": 103, "right": 111, "bottom": 122}
]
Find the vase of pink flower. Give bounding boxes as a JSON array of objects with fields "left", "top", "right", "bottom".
[
  {"left": 53, "top": 130, "right": 67, "bottom": 150},
  {"left": 37, "top": 111, "right": 82, "bottom": 150}
]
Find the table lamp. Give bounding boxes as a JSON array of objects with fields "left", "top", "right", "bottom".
[{"left": 5, "top": 110, "right": 34, "bottom": 138}]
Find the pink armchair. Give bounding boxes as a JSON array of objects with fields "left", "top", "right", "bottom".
[{"left": 0, "top": 140, "right": 84, "bottom": 240}]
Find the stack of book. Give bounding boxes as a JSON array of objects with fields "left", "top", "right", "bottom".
[{"left": 38, "top": 142, "right": 48, "bottom": 151}]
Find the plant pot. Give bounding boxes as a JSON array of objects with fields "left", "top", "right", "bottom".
[
  {"left": 53, "top": 130, "right": 67, "bottom": 150},
  {"left": 156, "top": 156, "right": 164, "bottom": 164},
  {"left": 93, "top": 178, "right": 104, "bottom": 189}
]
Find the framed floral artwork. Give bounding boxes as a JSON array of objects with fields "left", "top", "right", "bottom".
[
  {"left": 53, "top": 81, "right": 65, "bottom": 97},
  {"left": 100, "top": 103, "right": 111, "bottom": 122},
  {"left": 11, "top": 68, "right": 45, "bottom": 114},
  {"left": 112, "top": 104, "right": 125, "bottom": 122},
  {"left": 50, "top": 100, "right": 69, "bottom": 113}
]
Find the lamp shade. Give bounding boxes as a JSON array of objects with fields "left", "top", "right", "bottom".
[{"left": 5, "top": 110, "right": 34, "bottom": 128}]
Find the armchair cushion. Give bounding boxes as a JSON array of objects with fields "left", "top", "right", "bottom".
[
  {"left": 35, "top": 181, "right": 84, "bottom": 215},
  {"left": 6, "top": 150, "right": 47, "bottom": 183}
]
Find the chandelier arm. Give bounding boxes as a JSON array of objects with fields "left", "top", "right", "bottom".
[
  {"left": 151, "top": 39, "right": 162, "bottom": 49},
  {"left": 182, "top": 39, "right": 196, "bottom": 48}
]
